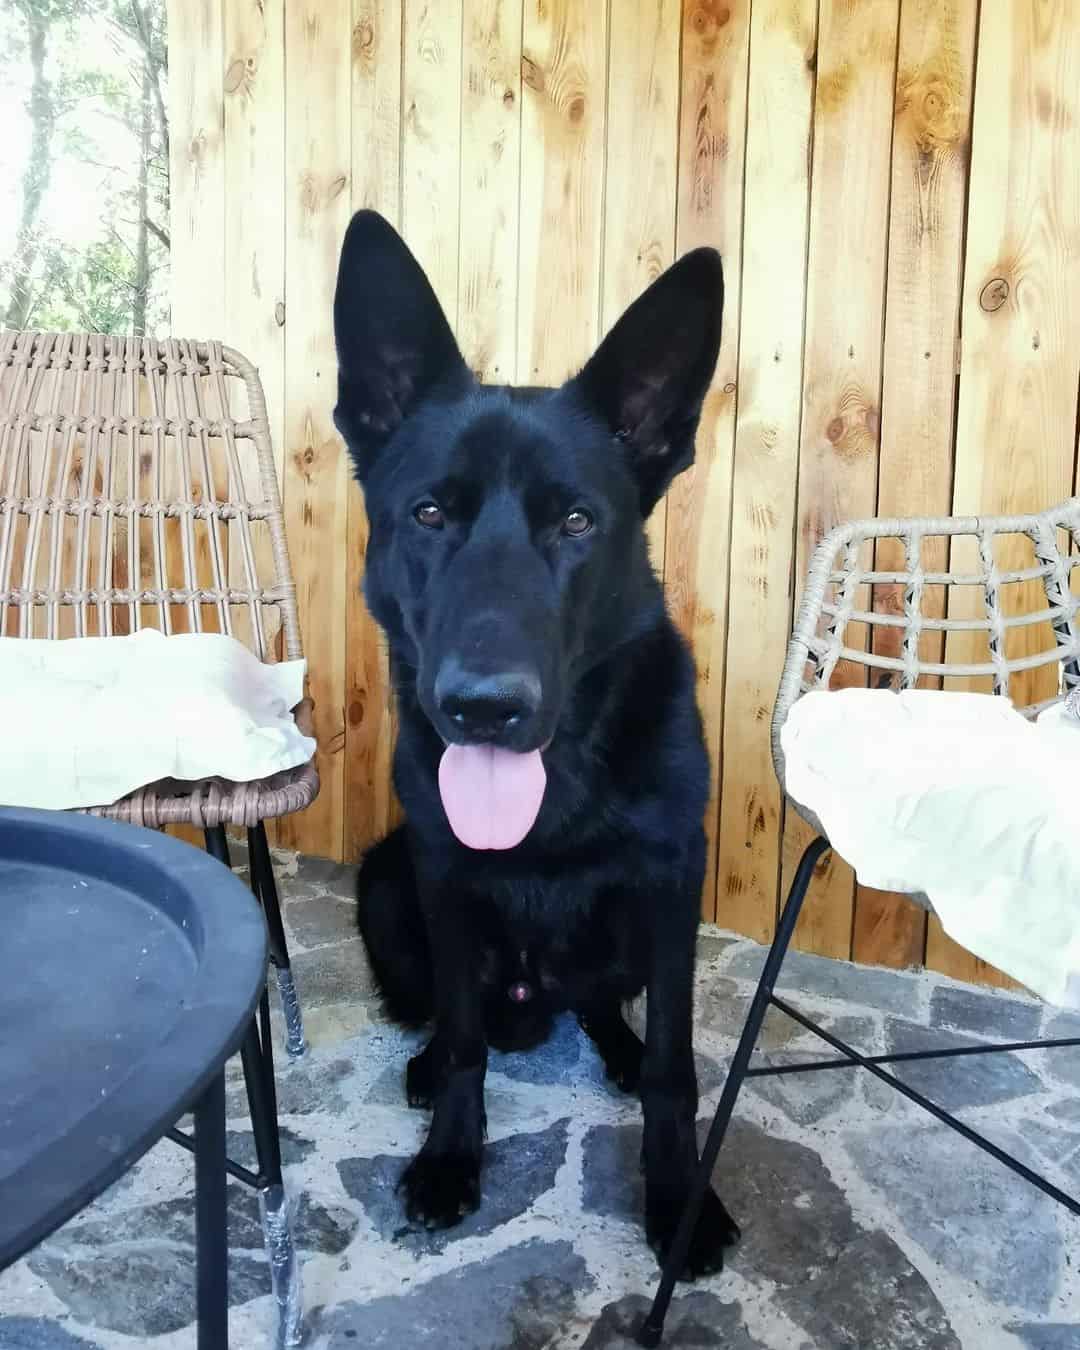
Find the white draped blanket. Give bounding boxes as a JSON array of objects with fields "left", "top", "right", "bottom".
[
  {"left": 0, "top": 630, "right": 315, "bottom": 812},
  {"left": 781, "top": 688, "right": 1080, "bottom": 1010}
]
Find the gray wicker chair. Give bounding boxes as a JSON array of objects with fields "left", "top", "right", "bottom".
[
  {"left": 640, "top": 498, "right": 1080, "bottom": 1346},
  {"left": 0, "top": 330, "right": 314, "bottom": 1344}
]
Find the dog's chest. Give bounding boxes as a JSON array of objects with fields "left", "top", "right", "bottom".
[{"left": 474, "top": 875, "right": 649, "bottom": 1003}]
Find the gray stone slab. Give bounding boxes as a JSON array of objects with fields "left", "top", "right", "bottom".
[
  {"left": 488, "top": 1012, "right": 723, "bottom": 1097},
  {"left": 286, "top": 941, "right": 373, "bottom": 1009},
  {"left": 696, "top": 930, "right": 739, "bottom": 966},
  {"left": 1042, "top": 1013, "right": 1080, "bottom": 1090},
  {"left": 28, "top": 1247, "right": 271, "bottom": 1337},
  {"left": 884, "top": 1018, "right": 1044, "bottom": 1110},
  {"left": 225, "top": 1123, "right": 316, "bottom": 1168},
  {"left": 582, "top": 1116, "right": 958, "bottom": 1346},
  {"left": 790, "top": 1227, "right": 960, "bottom": 1350},
  {"left": 727, "top": 946, "right": 921, "bottom": 1018},
  {"left": 845, "top": 1121, "right": 1063, "bottom": 1312},
  {"left": 695, "top": 977, "right": 750, "bottom": 1038},
  {"left": 929, "top": 984, "right": 1043, "bottom": 1041},
  {"left": 311, "top": 1238, "right": 590, "bottom": 1349},
  {"left": 292, "top": 854, "right": 355, "bottom": 894},
  {"left": 337, "top": 1118, "right": 568, "bottom": 1255},
  {"left": 38, "top": 1185, "right": 355, "bottom": 1258},
  {"left": 226, "top": 1054, "right": 356, "bottom": 1118},
  {"left": 490, "top": 1013, "right": 592, "bottom": 1087},
  {"left": 0, "top": 1320, "right": 101, "bottom": 1350},
  {"left": 1047, "top": 1010, "right": 1080, "bottom": 1039},
  {"left": 581, "top": 1292, "right": 768, "bottom": 1349},
  {"left": 746, "top": 1016, "right": 874, "bottom": 1126},
  {"left": 1006, "top": 1324, "right": 1080, "bottom": 1349},
  {"left": 285, "top": 894, "right": 356, "bottom": 950},
  {"left": 1017, "top": 1118, "right": 1080, "bottom": 1180}
]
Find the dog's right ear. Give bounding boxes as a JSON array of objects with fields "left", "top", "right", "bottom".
[{"left": 333, "top": 211, "right": 469, "bottom": 479}]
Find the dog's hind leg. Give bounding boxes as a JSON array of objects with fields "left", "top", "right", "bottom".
[
  {"left": 578, "top": 1003, "right": 644, "bottom": 1094},
  {"left": 356, "top": 827, "right": 434, "bottom": 1027}
]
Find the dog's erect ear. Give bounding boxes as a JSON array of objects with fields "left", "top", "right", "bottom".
[
  {"left": 333, "top": 210, "right": 469, "bottom": 478},
  {"left": 571, "top": 248, "right": 723, "bottom": 515}
]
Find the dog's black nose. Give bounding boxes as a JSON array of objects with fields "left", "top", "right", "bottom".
[{"left": 434, "top": 660, "right": 542, "bottom": 742}]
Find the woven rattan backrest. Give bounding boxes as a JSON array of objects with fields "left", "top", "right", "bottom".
[
  {"left": 772, "top": 499, "right": 1080, "bottom": 785},
  {"left": 0, "top": 332, "right": 300, "bottom": 663}
]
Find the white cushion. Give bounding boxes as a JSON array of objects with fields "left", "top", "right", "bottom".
[
  {"left": 0, "top": 630, "right": 315, "bottom": 811},
  {"left": 781, "top": 688, "right": 1080, "bottom": 1009}
]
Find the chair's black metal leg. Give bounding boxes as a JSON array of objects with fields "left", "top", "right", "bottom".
[
  {"left": 248, "top": 823, "right": 307, "bottom": 1060},
  {"left": 637, "top": 836, "right": 831, "bottom": 1348},
  {"left": 204, "top": 825, "right": 307, "bottom": 1061},
  {"left": 194, "top": 1069, "right": 228, "bottom": 1350},
  {"left": 204, "top": 825, "right": 231, "bottom": 868},
  {"left": 240, "top": 1016, "right": 303, "bottom": 1349}
]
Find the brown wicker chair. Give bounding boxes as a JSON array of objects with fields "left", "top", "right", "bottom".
[
  {"left": 0, "top": 330, "right": 315, "bottom": 1344},
  {"left": 640, "top": 498, "right": 1080, "bottom": 1346}
]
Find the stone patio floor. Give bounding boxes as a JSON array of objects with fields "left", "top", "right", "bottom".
[{"left": 1, "top": 843, "right": 1078, "bottom": 1349}]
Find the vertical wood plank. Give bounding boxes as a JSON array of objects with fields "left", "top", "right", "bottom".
[
  {"left": 600, "top": 0, "right": 681, "bottom": 575},
  {"left": 517, "top": 0, "right": 608, "bottom": 383},
  {"left": 785, "top": 0, "right": 900, "bottom": 960},
  {"left": 402, "top": 0, "right": 464, "bottom": 322},
  {"left": 667, "top": 0, "right": 750, "bottom": 918},
  {"left": 715, "top": 0, "right": 817, "bottom": 943},
  {"left": 345, "top": 0, "right": 403, "bottom": 861},
  {"left": 278, "top": 0, "right": 352, "bottom": 857},
  {"left": 222, "top": 0, "right": 286, "bottom": 846},
  {"left": 851, "top": 0, "right": 977, "bottom": 970},
  {"left": 167, "top": 0, "right": 226, "bottom": 339},
  {"left": 165, "top": 0, "right": 225, "bottom": 846},
  {"left": 929, "top": 0, "right": 1080, "bottom": 985},
  {"left": 459, "top": 0, "right": 523, "bottom": 383}
]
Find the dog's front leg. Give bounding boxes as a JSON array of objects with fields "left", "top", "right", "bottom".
[
  {"left": 400, "top": 899, "right": 487, "bottom": 1228},
  {"left": 641, "top": 874, "right": 740, "bottom": 1277}
]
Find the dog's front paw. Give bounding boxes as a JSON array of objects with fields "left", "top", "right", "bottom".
[
  {"left": 401, "top": 1150, "right": 481, "bottom": 1229},
  {"left": 645, "top": 1184, "right": 740, "bottom": 1280}
]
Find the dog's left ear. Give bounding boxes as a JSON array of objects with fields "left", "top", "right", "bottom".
[
  {"left": 571, "top": 249, "right": 723, "bottom": 515},
  {"left": 333, "top": 210, "right": 470, "bottom": 479}
]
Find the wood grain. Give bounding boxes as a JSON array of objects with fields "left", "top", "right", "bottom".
[
  {"left": 517, "top": 0, "right": 608, "bottom": 383},
  {"left": 851, "top": 0, "right": 977, "bottom": 971},
  {"left": 344, "top": 0, "right": 403, "bottom": 859},
  {"left": 164, "top": 0, "right": 227, "bottom": 845},
  {"left": 402, "top": 0, "right": 464, "bottom": 323},
  {"left": 785, "top": 0, "right": 900, "bottom": 961},
  {"left": 930, "top": 0, "right": 1080, "bottom": 986},
  {"left": 715, "top": 0, "right": 817, "bottom": 943},
  {"left": 600, "top": 0, "right": 681, "bottom": 576},
  {"left": 459, "top": 0, "right": 523, "bottom": 383},
  {"left": 167, "top": 0, "right": 226, "bottom": 339},
  {"left": 278, "top": 0, "right": 353, "bottom": 857},
  {"left": 222, "top": 0, "right": 286, "bottom": 667},
  {"left": 667, "top": 0, "right": 750, "bottom": 919}
]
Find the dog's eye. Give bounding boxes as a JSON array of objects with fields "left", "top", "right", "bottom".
[
  {"left": 414, "top": 501, "right": 444, "bottom": 530},
  {"left": 562, "top": 508, "right": 593, "bottom": 537}
]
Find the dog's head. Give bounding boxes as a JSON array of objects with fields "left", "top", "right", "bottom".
[{"left": 334, "top": 211, "right": 722, "bottom": 848}]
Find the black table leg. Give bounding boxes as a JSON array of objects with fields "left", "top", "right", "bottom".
[{"left": 194, "top": 1070, "right": 228, "bottom": 1350}]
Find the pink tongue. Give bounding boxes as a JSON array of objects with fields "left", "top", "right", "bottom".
[{"left": 438, "top": 745, "right": 547, "bottom": 850}]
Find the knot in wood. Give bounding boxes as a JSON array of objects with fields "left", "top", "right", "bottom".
[{"left": 980, "top": 278, "right": 1009, "bottom": 312}]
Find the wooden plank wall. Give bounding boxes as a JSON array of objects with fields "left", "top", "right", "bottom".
[{"left": 167, "top": 0, "right": 1080, "bottom": 987}]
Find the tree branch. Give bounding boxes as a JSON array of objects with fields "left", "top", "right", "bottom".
[{"left": 143, "top": 216, "right": 170, "bottom": 250}]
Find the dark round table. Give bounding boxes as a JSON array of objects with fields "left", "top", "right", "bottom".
[{"left": 0, "top": 806, "right": 268, "bottom": 1348}]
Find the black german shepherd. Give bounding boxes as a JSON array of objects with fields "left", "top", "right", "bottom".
[{"left": 334, "top": 211, "right": 738, "bottom": 1276}]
